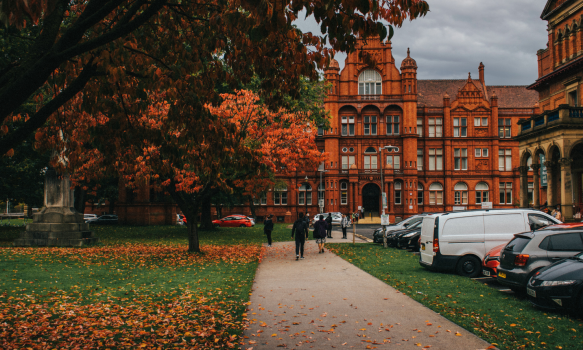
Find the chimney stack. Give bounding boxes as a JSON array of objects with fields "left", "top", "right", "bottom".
[{"left": 479, "top": 62, "right": 485, "bottom": 85}]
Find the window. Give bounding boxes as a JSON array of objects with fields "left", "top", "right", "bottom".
[
  {"left": 429, "top": 183, "right": 443, "bottom": 205},
  {"left": 475, "top": 148, "right": 489, "bottom": 157},
  {"left": 453, "top": 117, "right": 467, "bottom": 137},
  {"left": 454, "top": 148, "right": 468, "bottom": 170},
  {"left": 498, "top": 149, "right": 512, "bottom": 171},
  {"left": 364, "top": 116, "right": 377, "bottom": 135},
  {"left": 428, "top": 148, "right": 443, "bottom": 171},
  {"left": 395, "top": 182, "right": 402, "bottom": 204},
  {"left": 475, "top": 182, "right": 489, "bottom": 204},
  {"left": 417, "top": 183, "right": 424, "bottom": 205},
  {"left": 568, "top": 90, "right": 578, "bottom": 107},
  {"left": 299, "top": 183, "right": 312, "bottom": 205},
  {"left": 358, "top": 69, "right": 382, "bottom": 95},
  {"left": 341, "top": 183, "right": 348, "bottom": 205},
  {"left": 273, "top": 186, "right": 288, "bottom": 205},
  {"left": 417, "top": 118, "right": 423, "bottom": 137},
  {"left": 499, "top": 182, "right": 512, "bottom": 204},
  {"left": 548, "top": 233, "right": 583, "bottom": 251},
  {"left": 254, "top": 193, "right": 267, "bottom": 205},
  {"left": 317, "top": 127, "right": 323, "bottom": 136},
  {"left": 528, "top": 182, "right": 534, "bottom": 204},
  {"left": 318, "top": 183, "right": 325, "bottom": 204},
  {"left": 386, "top": 116, "right": 400, "bottom": 135},
  {"left": 341, "top": 116, "right": 355, "bottom": 136},
  {"left": 454, "top": 182, "right": 468, "bottom": 205},
  {"left": 386, "top": 155, "right": 400, "bottom": 170},
  {"left": 498, "top": 118, "right": 511, "bottom": 138},
  {"left": 428, "top": 118, "right": 443, "bottom": 137},
  {"left": 364, "top": 155, "right": 377, "bottom": 170},
  {"left": 417, "top": 149, "right": 423, "bottom": 170},
  {"left": 341, "top": 155, "right": 355, "bottom": 169},
  {"left": 474, "top": 117, "right": 488, "bottom": 126}
]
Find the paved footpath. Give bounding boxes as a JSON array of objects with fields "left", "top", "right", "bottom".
[{"left": 241, "top": 235, "right": 494, "bottom": 350}]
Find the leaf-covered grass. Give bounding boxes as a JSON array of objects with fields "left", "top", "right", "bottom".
[
  {"left": 0, "top": 223, "right": 292, "bottom": 349},
  {"left": 328, "top": 243, "right": 583, "bottom": 350}
]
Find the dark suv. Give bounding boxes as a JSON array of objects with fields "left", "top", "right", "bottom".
[{"left": 497, "top": 223, "right": 583, "bottom": 291}]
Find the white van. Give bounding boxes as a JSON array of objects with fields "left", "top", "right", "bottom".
[{"left": 419, "top": 209, "right": 560, "bottom": 277}]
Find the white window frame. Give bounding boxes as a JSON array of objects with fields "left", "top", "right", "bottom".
[
  {"left": 429, "top": 183, "right": 443, "bottom": 205},
  {"left": 358, "top": 69, "right": 382, "bottom": 95}
]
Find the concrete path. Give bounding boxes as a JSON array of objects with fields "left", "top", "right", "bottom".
[{"left": 242, "top": 241, "right": 494, "bottom": 350}]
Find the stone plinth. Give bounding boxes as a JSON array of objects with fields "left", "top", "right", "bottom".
[{"left": 14, "top": 170, "right": 99, "bottom": 247}]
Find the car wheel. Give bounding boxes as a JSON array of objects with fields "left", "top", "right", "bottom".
[
  {"left": 214, "top": 224, "right": 220, "bottom": 228},
  {"left": 456, "top": 255, "right": 481, "bottom": 278},
  {"left": 239, "top": 224, "right": 246, "bottom": 227}
]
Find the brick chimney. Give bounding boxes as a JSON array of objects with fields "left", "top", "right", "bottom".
[{"left": 479, "top": 62, "right": 485, "bottom": 85}]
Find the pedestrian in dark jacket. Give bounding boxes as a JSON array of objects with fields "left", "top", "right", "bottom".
[
  {"left": 264, "top": 214, "right": 274, "bottom": 247},
  {"left": 341, "top": 214, "right": 350, "bottom": 239},
  {"left": 291, "top": 213, "right": 309, "bottom": 260},
  {"left": 313, "top": 215, "right": 328, "bottom": 253},
  {"left": 325, "top": 213, "right": 333, "bottom": 238}
]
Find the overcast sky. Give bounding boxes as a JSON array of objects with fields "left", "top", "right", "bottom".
[{"left": 294, "top": 0, "right": 549, "bottom": 85}]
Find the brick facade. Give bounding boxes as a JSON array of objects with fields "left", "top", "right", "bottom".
[{"left": 221, "top": 38, "right": 539, "bottom": 223}]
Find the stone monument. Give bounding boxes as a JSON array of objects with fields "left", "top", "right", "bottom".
[{"left": 14, "top": 169, "right": 98, "bottom": 247}]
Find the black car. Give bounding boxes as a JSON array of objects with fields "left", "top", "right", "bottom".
[
  {"left": 527, "top": 251, "right": 583, "bottom": 316},
  {"left": 497, "top": 223, "right": 583, "bottom": 292},
  {"left": 376, "top": 221, "right": 423, "bottom": 247},
  {"left": 396, "top": 224, "right": 422, "bottom": 250},
  {"left": 90, "top": 215, "right": 119, "bottom": 225}
]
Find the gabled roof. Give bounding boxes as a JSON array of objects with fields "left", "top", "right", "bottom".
[
  {"left": 541, "top": 0, "right": 572, "bottom": 20},
  {"left": 417, "top": 80, "right": 537, "bottom": 108}
]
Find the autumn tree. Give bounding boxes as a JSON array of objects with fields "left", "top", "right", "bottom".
[{"left": 0, "top": 0, "right": 429, "bottom": 156}]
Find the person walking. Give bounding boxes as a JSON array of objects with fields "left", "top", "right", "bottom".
[
  {"left": 291, "top": 212, "right": 309, "bottom": 260},
  {"left": 341, "top": 213, "right": 349, "bottom": 239},
  {"left": 325, "top": 213, "right": 333, "bottom": 238},
  {"left": 264, "top": 214, "right": 274, "bottom": 247},
  {"left": 313, "top": 215, "right": 328, "bottom": 253}
]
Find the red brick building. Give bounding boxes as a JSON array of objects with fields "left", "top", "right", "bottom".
[{"left": 239, "top": 39, "right": 539, "bottom": 223}]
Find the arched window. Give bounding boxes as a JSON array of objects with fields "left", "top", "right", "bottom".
[
  {"left": 417, "top": 183, "right": 424, "bottom": 205},
  {"left": 358, "top": 69, "right": 382, "bottom": 95},
  {"left": 299, "top": 184, "right": 312, "bottom": 205},
  {"left": 364, "top": 147, "right": 378, "bottom": 170},
  {"left": 475, "top": 182, "right": 489, "bottom": 205},
  {"left": 341, "top": 182, "right": 348, "bottom": 205},
  {"left": 429, "top": 182, "right": 443, "bottom": 205},
  {"left": 394, "top": 181, "right": 402, "bottom": 205},
  {"left": 454, "top": 182, "right": 468, "bottom": 205},
  {"left": 274, "top": 185, "right": 288, "bottom": 205}
]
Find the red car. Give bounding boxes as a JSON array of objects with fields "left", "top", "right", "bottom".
[
  {"left": 212, "top": 215, "right": 254, "bottom": 228},
  {"left": 482, "top": 244, "right": 506, "bottom": 277}
]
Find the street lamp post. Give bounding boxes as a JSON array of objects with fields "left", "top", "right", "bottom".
[
  {"left": 318, "top": 162, "right": 329, "bottom": 214},
  {"left": 302, "top": 175, "right": 309, "bottom": 218},
  {"left": 379, "top": 145, "right": 399, "bottom": 248}
]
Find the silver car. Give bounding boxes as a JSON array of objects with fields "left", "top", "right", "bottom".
[{"left": 312, "top": 213, "right": 342, "bottom": 226}]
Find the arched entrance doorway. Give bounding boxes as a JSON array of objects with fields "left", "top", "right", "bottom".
[{"left": 362, "top": 183, "right": 380, "bottom": 216}]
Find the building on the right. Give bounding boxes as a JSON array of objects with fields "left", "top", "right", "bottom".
[{"left": 516, "top": 0, "right": 583, "bottom": 220}]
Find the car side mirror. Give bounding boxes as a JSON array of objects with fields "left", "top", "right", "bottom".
[
  {"left": 403, "top": 223, "right": 409, "bottom": 227},
  {"left": 530, "top": 223, "right": 537, "bottom": 232}
]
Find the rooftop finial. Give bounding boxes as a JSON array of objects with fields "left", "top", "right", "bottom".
[
  {"left": 468, "top": 72, "right": 472, "bottom": 81},
  {"left": 407, "top": 48, "right": 410, "bottom": 57}
]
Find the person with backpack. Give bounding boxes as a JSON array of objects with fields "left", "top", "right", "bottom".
[
  {"left": 264, "top": 214, "right": 274, "bottom": 247},
  {"left": 325, "top": 213, "right": 333, "bottom": 238},
  {"left": 313, "top": 214, "right": 328, "bottom": 253},
  {"left": 291, "top": 212, "right": 309, "bottom": 260}
]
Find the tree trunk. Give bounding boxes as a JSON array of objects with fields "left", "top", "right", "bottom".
[
  {"left": 199, "top": 195, "right": 214, "bottom": 230},
  {"left": 187, "top": 218, "right": 200, "bottom": 252},
  {"left": 74, "top": 186, "right": 86, "bottom": 214},
  {"left": 248, "top": 195, "right": 256, "bottom": 219}
]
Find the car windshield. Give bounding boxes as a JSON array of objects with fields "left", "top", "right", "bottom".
[{"left": 408, "top": 221, "right": 422, "bottom": 229}]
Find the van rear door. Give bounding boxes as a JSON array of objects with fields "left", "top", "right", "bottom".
[{"left": 420, "top": 216, "right": 437, "bottom": 265}]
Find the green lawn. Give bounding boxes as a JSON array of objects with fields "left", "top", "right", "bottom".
[
  {"left": 0, "top": 223, "right": 291, "bottom": 349},
  {"left": 328, "top": 243, "right": 583, "bottom": 350}
]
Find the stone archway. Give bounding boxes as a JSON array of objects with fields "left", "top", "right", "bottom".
[{"left": 362, "top": 183, "right": 380, "bottom": 216}]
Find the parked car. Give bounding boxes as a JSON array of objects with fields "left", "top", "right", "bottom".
[
  {"left": 176, "top": 214, "right": 186, "bottom": 225},
  {"left": 212, "top": 215, "right": 254, "bottom": 228},
  {"left": 84, "top": 214, "right": 98, "bottom": 223},
  {"left": 90, "top": 215, "right": 118, "bottom": 225},
  {"left": 373, "top": 214, "right": 427, "bottom": 242},
  {"left": 419, "top": 209, "right": 560, "bottom": 278},
  {"left": 497, "top": 222, "right": 583, "bottom": 292},
  {"left": 374, "top": 220, "right": 422, "bottom": 246},
  {"left": 232, "top": 214, "right": 255, "bottom": 226},
  {"left": 527, "top": 251, "right": 583, "bottom": 316},
  {"left": 396, "top": 221, "right": 423, "bottom": 250},
  {"left": 312, "top": 213, "right": 342, "bottom": 226},
  {"left": 482, "top": 244, "right": 506, "bottom": 278}
]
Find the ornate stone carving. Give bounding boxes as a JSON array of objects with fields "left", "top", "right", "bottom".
[
  {"left": 559, "top": 157, "right": 573, "bottom": 168},
  {"left": 531, "top": 163, "right": 541, "bottom": 172},
  {"left": 543, "top": 160, "right": 554, "bottom": 169},
  {"left": 517, "top": 166, "right": 529, "bottom": 176},
  {"left": 474, "top": 128, "right": 488, "bottom": 137},
  {"left": 476, "top": 160, "right": 489, "bottom": 170}
]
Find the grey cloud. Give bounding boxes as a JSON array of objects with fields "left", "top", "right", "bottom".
[{"left": 294, "top": 0, "right": 548, "bottom": 85}]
